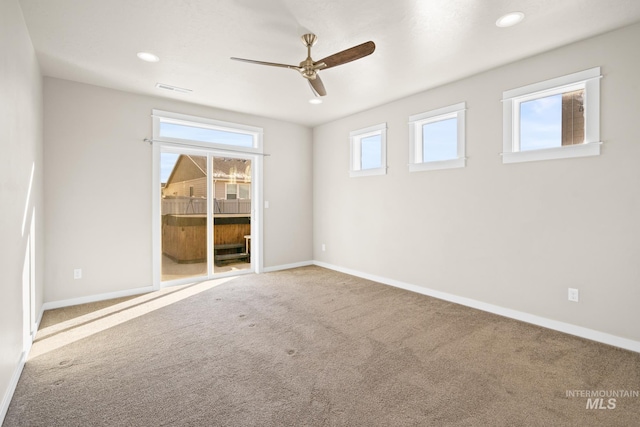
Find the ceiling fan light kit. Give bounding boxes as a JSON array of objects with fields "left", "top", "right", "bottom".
[{"left": 231, "top": 33, "right": 375, "bottom": 98}]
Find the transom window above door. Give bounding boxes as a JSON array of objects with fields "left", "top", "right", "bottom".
[{"left": 153, "top": 110, "right": 263, "bottom": 154}]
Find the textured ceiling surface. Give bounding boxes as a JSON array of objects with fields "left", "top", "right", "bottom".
[{"left": 18, "top": 0, "right": 640, "bottom": 127}]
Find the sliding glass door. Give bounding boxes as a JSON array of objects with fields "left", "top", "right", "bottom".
[
  {"left": 159, "top": 150, "right": 254, "bottom": 284},
  {"left": 152, "top": 110, "right": 263, "bottom": 288}
]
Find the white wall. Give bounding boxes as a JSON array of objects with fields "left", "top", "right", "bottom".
[
  {"left": 313, "top": 23, "right": 640, "bottom": 343},
  {"left": 0, "top": 0, "right": 44, "bottom": 419},
  {"left": 44, "top": 78, "right": 312, "bottom": 302}
]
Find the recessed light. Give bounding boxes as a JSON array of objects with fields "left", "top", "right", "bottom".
[
  {"left": 137, "top": 52, "right": 160, "bottom": 62},
  {"left": 309, "top": 98, "right": 323, "bottom": 105},
  {"left": 496, "top": 12, "right": 525, "bottom": 28}
]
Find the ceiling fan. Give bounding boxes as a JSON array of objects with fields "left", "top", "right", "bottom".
[{"left": 231, "top": 34, "right": 375, "bottom": 97}]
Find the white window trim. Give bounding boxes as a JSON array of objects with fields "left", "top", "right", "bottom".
[
  {"left": 408, "top": 102, "right": 466, "bottom": 172},
  {"left": 152, "top": 109, "right": 264, "bottom": 154},
  {"left": 501, "top": 67, "right": 602, "bottom": 164},
  {"left": 223, "top": 183, "right": 250, "bottom": 200},
  {"left": 349, "top": 123, "right": 387, "bottom": 177}
]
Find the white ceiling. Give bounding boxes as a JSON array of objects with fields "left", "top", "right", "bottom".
[{"left": 18, "top": 0, "right": 640, "bottom": 127}]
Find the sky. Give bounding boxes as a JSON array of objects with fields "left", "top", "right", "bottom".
[
  {"left": 161, "top": 153, "right": 180, "bottom": 183},
  {"left": 160, "top": 122, "right": 253, "bottom": 147},
  {"left": 422, "top": 117, "right": 457, "bottom": 162},
  {"left": 361, "top": 134, "right": 382, "bottom": 170},
  {"left": 519, "top": 94, "right": 562, "bottom": 151}
]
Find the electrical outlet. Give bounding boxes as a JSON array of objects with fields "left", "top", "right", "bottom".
[
  {"left": 322, "top": 244, "right": 326, "bottom": 252},
  {"left": 568, "top": 288, "right": 579, "bottom": 302},
  {"left": 74, "top": 269, "right": 82, "bottom": 279}
]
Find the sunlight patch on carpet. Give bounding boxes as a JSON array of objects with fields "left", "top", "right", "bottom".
[{"left": 29, "top": 277, "right": 237, "bottom": 360}]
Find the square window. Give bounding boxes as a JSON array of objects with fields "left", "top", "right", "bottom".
[
  {"left": 502, "top": 67, "right": 601, "bottom": 164},
  {"left": 350, "top": 123, "right": 387, "bottom": 177},
  {"left": 409, "top": 102, "right": 466, "bottom": 172}
]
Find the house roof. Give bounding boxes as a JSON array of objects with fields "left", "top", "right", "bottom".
[
  {"left": 165, "top": 155, "right": 251, "bottom": 187},
  {"left": 212, "top": 157, "right": 251, "bottom": 182}
]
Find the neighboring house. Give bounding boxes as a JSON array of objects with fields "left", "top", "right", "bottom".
[
  {"left": 163, "top": 154, "right": 207, "bottom": 198},
  {"left": 162, "top": 155, "right": 251, "bottom": 215}
]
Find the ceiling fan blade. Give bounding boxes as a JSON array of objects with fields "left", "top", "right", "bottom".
[
  {"left": 315, "top": 41, "right": 375, "bottom": 70},
  {"left": 230, "top": 57, "right": 301, "bottom": 71},
  {"left": 308, "top": 75, "right": 327, "bottom": 97}
]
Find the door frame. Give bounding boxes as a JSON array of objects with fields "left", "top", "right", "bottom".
[{"left": 151, "top": 112, "right": 264, "bottom": 290}]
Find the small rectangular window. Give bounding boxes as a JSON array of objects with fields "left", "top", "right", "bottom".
[
  {"left": 502, "top": 67, "right": 601, "bottom": 164},
  {"left": 152, "top": 110, "right": 263, "bottom": 154},
  {"left": 239, "top": 183, "right": 251, "bottom": 199},
  {"left": 409, "top": 102, "right": 466, "bottom": 172},
  {"left": 350, "top": 123, "right": 387, "bottom": 177},
  {"left": 226, "top": 184, "right": 238, "bottom": 200}
]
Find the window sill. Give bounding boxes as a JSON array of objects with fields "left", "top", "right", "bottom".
[
  {"left": 409, "top": 157, "right": 465, "bottom": 172},
  {"left": 349, "top": 167, "right": 387, "bottom": 178},
  {"left": 502, "top": 142, "right": 602, "bottom": 164}
]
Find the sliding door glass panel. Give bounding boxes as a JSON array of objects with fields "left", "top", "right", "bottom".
[
  {"left": 161, "top": 152, "right": 208, "bottom": 281},
  {"left": 212, "top": 156, "right": 252, "bottom": 274}
]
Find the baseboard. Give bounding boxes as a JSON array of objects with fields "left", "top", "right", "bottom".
[
  {"left": 36, "top": 306, "right": 45, "bottom": 329},
  {"left": 313, "top": 261, "right": 640, "bottom": 354},
  {"left": 41, "top": 285, "right": 154, "bottom": 312},
  {"left": 0, "top": 349, "right": 28, "bottom": 425},
  {"left": 41, "top": 264, "right": 317, "bottom": 310},
  {"left": 40, "top": 264, "right": 316, "bottom": 311},
  {"left": 263, "top": 260, "right": 314, "bottom": 273}
]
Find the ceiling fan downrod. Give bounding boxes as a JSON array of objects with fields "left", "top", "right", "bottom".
[{"left": 300, "top": 34, "right": 324, "bottom": 80}]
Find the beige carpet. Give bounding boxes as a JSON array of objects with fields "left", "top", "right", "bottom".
[{"left": 4, "top": 266, "right": 640, "bottom": 426}]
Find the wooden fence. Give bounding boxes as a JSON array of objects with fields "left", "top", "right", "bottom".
[{"left": 162, "top": 215, "right": 250, "bottom": 263}]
